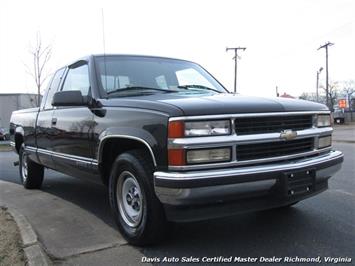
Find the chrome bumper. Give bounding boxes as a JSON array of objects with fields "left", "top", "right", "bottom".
[{"left": 154, "top": 150, "right": 343, "bottom": 205}]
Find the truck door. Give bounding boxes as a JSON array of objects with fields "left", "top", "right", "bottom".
[
  {"left": 50, "top": 62, "right": 96, "bottom": 179},
  {"left": 36, "top": 68, "right": 65, "bottom": 169}
]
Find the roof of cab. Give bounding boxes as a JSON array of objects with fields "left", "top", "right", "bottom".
[{"left": 66, "top": 54, "right": 193, "bottom": 68}]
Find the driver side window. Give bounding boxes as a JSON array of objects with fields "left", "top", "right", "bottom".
[
  {"left": 62, "top": 64, "right": 90, "bottom": 96},
  {"left": 43, "top": 68, "right": 65, "bottom": 110}
]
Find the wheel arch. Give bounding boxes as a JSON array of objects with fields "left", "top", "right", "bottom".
[
  {"left": 98, "top": 135, "right": 157, "bottom": 166},
  {"left": 97, "top": 131, "right": 159, "bottom": 186}
]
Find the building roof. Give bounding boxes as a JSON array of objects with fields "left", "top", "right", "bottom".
[{"left": 280, "top": 92, "right": 295, "bottom": 99}]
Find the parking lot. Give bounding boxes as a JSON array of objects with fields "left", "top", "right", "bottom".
[{"left": 0, "top": 125, "right": 354, "bottom": 265}]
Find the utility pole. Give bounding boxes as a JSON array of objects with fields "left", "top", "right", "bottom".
[
  {"left": 226, "top": 47, "right": 246, "bottom": 93},
  {"left": 318, "top": 42, "right": 334, "bottom": 109},
  {"left": 316, "top": 67, "right": 323, "bottom": 102}
]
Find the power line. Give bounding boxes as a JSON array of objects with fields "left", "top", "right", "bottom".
[
  {"left": 318, "top": 42, "right": 334, "bottom": 109},
  {"left": 226, "top": 47, "right": 246, "bottom": 93}
]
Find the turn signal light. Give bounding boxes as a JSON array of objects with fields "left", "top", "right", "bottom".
[
  {"left": 168, "top": 121, "right": 184, "bottom": 138},
  {"left": 168, "top": 149, "right": 185, "bottom": 166}
]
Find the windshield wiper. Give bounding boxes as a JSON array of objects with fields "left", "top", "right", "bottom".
[
  {"left": 107, "top": 86, "right": 178, "bottom": 95},
  {"left": 177, "top": 85, "right": 222, "bottom": 93}
]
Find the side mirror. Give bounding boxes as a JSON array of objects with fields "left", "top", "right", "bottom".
[{"left": 52, "top": 90, "right": 87, "bottom": 106}]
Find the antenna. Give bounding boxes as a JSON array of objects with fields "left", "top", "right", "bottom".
[{"left": 101, "top": 8, "right": 108, "bottom": 92}]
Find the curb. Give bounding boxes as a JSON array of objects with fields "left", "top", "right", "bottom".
[{"left": 5, "top": 207, "right": 51, "bottom": 266}]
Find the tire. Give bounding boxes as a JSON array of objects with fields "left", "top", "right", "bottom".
[
  {"left": 19, "top": 144, "right": 44, "bottom": 189},
  {"left": 109, "top": 149, "right": 170, "bottom": 246}
]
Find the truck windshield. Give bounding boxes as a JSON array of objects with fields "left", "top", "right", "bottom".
[{"left": 94, "top": 56, "right": 227, "bottom": 97}]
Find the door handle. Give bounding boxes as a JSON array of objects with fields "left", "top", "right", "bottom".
[{"left": 51, "top": 117, "right": 57, "bottom": 126}]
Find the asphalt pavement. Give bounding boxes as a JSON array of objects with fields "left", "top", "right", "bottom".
[{"left": 0, "top": 125, "right": 354, "bottom": 266}]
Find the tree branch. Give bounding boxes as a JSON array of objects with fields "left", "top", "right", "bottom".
[{"left": 24, "top": 32, "right": 53, "bottom": 106}]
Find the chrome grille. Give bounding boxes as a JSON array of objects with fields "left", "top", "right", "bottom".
[
  {"left": 236, "top": 138, "right": 314, "bottom": 161},
  {"left": 235, "top": 115, "right": 313, "bottom": 135}
]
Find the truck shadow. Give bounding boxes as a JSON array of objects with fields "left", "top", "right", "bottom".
[
  {"left": 142, "top": 206, "right": 337, "bottom": 260},
  {"left": 41, "top": 170, "right": 117, "bottom": 228}
]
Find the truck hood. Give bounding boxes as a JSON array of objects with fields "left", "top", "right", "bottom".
[{"left": 102, "top": 93, "right": 328, "bottom": 116}]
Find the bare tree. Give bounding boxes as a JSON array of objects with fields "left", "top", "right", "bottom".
[
  {"left": 320, "top": 81, "right": 339, "bottom": 111},
  {"left": 342, "top": 80, "right": 355, "bottom": 120},
  {"left": 300, "top": 92, "right": 318, "bottom": 102},
  {"left": 299, "top": 92, "right": 326, "bottom": 105},
  {"left": 25, "top": 32, "right": 52, "bottom": 107}
]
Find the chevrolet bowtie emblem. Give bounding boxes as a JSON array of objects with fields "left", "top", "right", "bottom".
[{"left": 280, "top": 129, "right": 297, "bottom": 141}]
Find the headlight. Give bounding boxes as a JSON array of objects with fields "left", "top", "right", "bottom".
[
  {"left": 317, "top": 114, "right": 331, "bottom": 127},
  {"left": 318, "top": 135, "right": 332, "bottom": 149},
  {"left": 186, "top": 148, "right": 231, "bottom": 164},
  {"left": 168, "top": 120, "right": 231, "bottom": 138},
  {"left": 184, "top": 120, "right": 231, "bottom": 137}
]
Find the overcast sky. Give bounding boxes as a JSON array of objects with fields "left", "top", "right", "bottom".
[{"left": 0, "top": 0, "right": 354, "bottom": 97}]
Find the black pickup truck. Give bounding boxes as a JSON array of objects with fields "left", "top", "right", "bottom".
[{"left": 10, "top": 54, "right": 344, "bottom": 245}]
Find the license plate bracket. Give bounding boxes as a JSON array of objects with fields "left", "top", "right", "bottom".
[{"left": 283, "top": 169, "right": 315, "bottom": 197}]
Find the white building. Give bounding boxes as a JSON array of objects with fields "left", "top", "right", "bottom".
[{"left": 0, "top": 93, "right": 41, "bottom": 128}]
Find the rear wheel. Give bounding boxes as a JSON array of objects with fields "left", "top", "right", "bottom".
[
  {"left": 19, "top": 144, "right": 44, "bottom": 189},
  {"left": 109, "top": 150, "right": 170, "bottom": 246}
]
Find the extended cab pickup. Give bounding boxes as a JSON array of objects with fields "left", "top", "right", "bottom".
[{"left": 10, "top": 55, "right": 344, "bottom": 245}]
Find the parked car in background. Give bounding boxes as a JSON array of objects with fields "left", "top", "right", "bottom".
[
  {"left": 333, "top": 107, "right": 345, "bottom": 124},
  {"left": 0, "top": 128, "right": 9, "bottom": 140}
]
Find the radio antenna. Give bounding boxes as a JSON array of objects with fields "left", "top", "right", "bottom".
[{"left": 101, "top": 8, "right": 108, "bottom": 92}]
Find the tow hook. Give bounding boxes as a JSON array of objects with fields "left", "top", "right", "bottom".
[{"left": 13, "top": 161, "right": 19, "bottom": 166}]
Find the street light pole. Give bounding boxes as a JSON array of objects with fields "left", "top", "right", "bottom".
[
  {"left": 318, "top": 42, "right": 334, "bottom": 109},
  {"left": 226, "top": 47, "right": 246, "bottom": 93},
  {"left": 316, "top": 67, "right": 323, "bottom": 102}
]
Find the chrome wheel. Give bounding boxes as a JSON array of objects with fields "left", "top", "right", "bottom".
[
  {"left": 21, "top": 151, "right": 28, "bottom": 183},
  {"left": 117, "top": 171, "right": 144, "bottom": 228}
]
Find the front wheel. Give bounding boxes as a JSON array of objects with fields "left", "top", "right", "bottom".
[
  {"left": 19, "top": 144, "right": 44, "bottom": 189},
  {"left": 109, "top": 150, "right": 170, "bottom": 246}
]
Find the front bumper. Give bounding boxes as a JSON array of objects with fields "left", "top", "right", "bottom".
[{"left": 154, "top": 150, "right": 343, "bottom": 222}]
